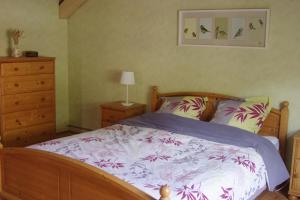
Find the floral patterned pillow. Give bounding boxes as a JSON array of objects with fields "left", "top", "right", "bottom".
[
  {"left": 157, "top": 97, "right": 183, "bottom": 113},
  {"left": 173, "top": 96, "right": 208, "bottom": 120},
  {"left": 210, "top": 97, "right": 271, "bottom": 133}
]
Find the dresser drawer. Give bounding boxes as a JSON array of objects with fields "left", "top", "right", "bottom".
[
  {"left": 2, "top": 74, "right": 54, "bottom": 95},
  {"left": 102, "top": 109, "right": 125, "bottom": 122},
  {"left": 1, "top": 91, "right": 55, "bottom": 113},
  {"left": 2, "top": 123, "right": 55, "bottom": 147},
  {"left": 2, "top": 107, "right": 55, "bottom": 131},
  {"left": 1, "top": 61, "right": 54, "bottom": 76}
]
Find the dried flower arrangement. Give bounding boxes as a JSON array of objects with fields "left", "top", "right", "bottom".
[{"left": 9, "top": 29, "right": 24, "bottom": 46}]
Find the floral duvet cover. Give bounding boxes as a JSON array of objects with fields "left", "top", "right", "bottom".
[{"left": 30, "top": 124, "right": 268, "bottom": 200}]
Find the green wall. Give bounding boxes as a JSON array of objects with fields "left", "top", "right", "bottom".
[
  {"left": 0, "top": 0, "right": 69, "bottom": 131},
  {"left": 68, "top": 0, "right": 300, "bottom": 137}
]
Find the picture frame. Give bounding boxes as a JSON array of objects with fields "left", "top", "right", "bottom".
[{"left": 178, "top": 9, "right": 270, "bottom": 48}]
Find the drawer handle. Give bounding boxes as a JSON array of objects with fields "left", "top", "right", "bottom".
[
  {"left": 15, "top": 101, "right": 19, "bottom": 105},
  {"left": 41, "top": 97, "right": 46, "bottom": 102},
  {"left": 14, "top": 67, "right": 19, "bottom": 71},
  {"left": 40, "top": 65, "right": 45, "bottom": 70},
  {"left": 40, "top": 81, "right": 45, "bottom": 85},
  {"left": 14, "top": 83, "right": 19, "bottom": 87},
  {"left": 41, "top": 115, "right": 45, "bottom": 118},
  {"left": 16, "top": 119, "right": 22, "bottom": 125}
]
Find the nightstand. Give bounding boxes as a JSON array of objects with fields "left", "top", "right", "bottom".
[
  {"left": 100, "top": 101, "right": 146, "bottom": 128},
  {"left": 289, "top": 132, "right": 300, "bottom": 200}
]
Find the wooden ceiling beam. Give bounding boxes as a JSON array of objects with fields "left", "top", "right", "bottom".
[{"left": 59, "top": 0, "right": 88, "bottom": 19}]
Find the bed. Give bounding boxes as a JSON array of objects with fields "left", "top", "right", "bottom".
[{"left": 0, "top": 86, "right": 289, "bottom": 200}]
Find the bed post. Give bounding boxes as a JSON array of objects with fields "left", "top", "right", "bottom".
[
  {"left": 151, "top": 86, "right": 159, "bottom": 112},
  {"left": 159, "top": 185, "right": 171, "bottom": 200},
  {"left": 279, "top": 101, "right": 289, "bottom": 160}
]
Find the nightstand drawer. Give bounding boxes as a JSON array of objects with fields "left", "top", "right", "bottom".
[
  {"left": 100, "top": 102, "right": 146, "bottom": 128},
  {"left": 291, "top": 159, "right": 300, "bottom": 192},
  {"left": 125, "top": 108, "right": 145, "bottom": 118},
  {"left": 295, "top": 139, "right": 300, "bottom": 159},
  {"left": 102, "top": 109, "right": 125, "bottom": 122},
  {"left": 102, "top": 121, "right": 114, "bottom": 128},
  {"left": 1, "top": 61, "right": 54, "bottom": 76}
]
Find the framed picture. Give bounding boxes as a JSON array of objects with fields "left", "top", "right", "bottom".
[{"left": 178, "top": 9, "right": 270, "bottom": 48}]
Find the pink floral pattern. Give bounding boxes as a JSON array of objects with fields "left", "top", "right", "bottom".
[
  {"left": 176, "top": 184, "right": 208, "bottom": 200},
  {"left": 211, "top": 98, "right": 271, "bottom": 133},
  {"left": 220, "top": 187, "right": 234, "bottom": 200},
  {"left": 232, "top": 155, "right": 256, "bottom": 173},
  {"left": 94, "top": 159, "right": 124, "bottom": 169},
  {"left": 225, "top": 102, "right": 269, "bottom": 128},
  {"left": 30, "top": 124, "right": 267, "bottom": 200},
  {"left": 177, "top": 97, "right": 207, "bottom": 120},
  {"left": 142, "top": 152, "right": 171, "bottom": 162}
]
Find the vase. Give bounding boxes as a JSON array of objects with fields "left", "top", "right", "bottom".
[{"left": 11, "top": 45, "right": 22, "bottom": 57}]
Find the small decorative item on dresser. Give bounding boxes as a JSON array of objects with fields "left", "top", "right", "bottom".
[
  {"left": 120, "top": 71, "right": 135, "bottom": 106},
  {"left": 100, "top": 101, "right": 146, "bottom": 128},
  {"left": 9, "top": 29, "right": 24, "bottom": 57},
  {"left": 289, "top": 132, "right": 300, "bottom": 200}
]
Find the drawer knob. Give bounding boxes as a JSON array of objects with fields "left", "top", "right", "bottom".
[
  {"left": 14, "top": 67, "right": 19, "bottom": 71},
  {"left": 41, "top": 115, "right": 45, "bottom": 118},
  {"left": 40, "top": 81, "right": 45, "bottom": 85},
  {"left": 41, "top": 97, "right": 46, "bottom": 102},
  {"left": 14, "top": 83, "right": 19, "bottom": 87},
  {"left": 16, "top": 119, "right": 22, "bottom": 125},
  {"left": 16, "top": 137, "right": 21, "bottom": 141},
  {"left": 40, "top": 65, "right": 45, "bottom": 70},
  {"left": 15, "top": 101, "right": 19, "bottom": 105}
]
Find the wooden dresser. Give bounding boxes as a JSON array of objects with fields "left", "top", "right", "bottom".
[
  {"left": 100, "top": 101, "right": 146, "bottom": 128},
  {"left": 289, "top": 132, "right": 300, "bottom": 200},
  {"left": 0, "top": 57, "right": 56, "bottom": 147}
]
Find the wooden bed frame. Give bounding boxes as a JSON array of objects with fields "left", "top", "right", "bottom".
[{"left": 0, "top": 86, "right": 289, "bottom": 200}]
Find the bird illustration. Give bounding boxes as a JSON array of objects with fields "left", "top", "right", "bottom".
[
  {"left": 184, "top": 28, "right": 188, "bottom": 34},
  {"left": 192, "top": 32, "right": 197, "bottom": 38},
  {"left": 215, "top": 26, "right": 219, "bottom": 39},
  {"left": 234, "top": 28, "right": 243, "bottom": 38},
  {"left": 249, "top": 23, "right": 256, "bottom": 30},
  {"left": 200, "top": 25, "right": 210, "bottom": 33},
  {"left": 215, "top": 26, "right": 227, "bottom": 39},
  {"left": 219, "top": 30, "right": 227, "bottom": 36},
  {"left": 259, "top": 19, "right": 264, "bottom": 27}
]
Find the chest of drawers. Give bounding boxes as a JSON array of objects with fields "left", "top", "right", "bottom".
[{"left": 0, "top": 57, "right": 56, "bottom": 147}]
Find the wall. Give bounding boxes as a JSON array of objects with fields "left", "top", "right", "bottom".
[
  {"left": 0, "top": 0, "right": 69, "bottom": 131},
  {"left": 68, "top": 0, "right": 300, "bottom": 160}
]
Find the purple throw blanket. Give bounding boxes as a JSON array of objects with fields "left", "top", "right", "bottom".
[{"left": 120, "top": 112, "right": 289, "bottom": 191}]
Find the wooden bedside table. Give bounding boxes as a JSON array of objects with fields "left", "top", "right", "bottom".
[
  {"left": 289, "top": 132, "right": 300, "bottom": 200},
  {"left": 100, "top": 101, "right": 146, "bottom": 128}
]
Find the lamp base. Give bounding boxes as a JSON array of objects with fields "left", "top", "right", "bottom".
[{"left": 122, "top": 102, "right": 134, "bottom": 107}]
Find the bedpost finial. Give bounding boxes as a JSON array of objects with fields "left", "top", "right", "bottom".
[
  {"left": 152, "top": 86, "right": 158, "bottom": 92},
  {"left": 281, "top": 101, "right": 289, "bottom": 108},
  {"left": 159, "top": 185, "right": 171, "bottom": 200}
]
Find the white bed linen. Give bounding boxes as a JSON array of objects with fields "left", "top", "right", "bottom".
[{"left": 30, "top": 124, "right": 268, "bottom": 200}]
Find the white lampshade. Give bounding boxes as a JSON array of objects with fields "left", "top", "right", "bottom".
[{"left": 120, "top": 71, "right": 135, "bottom": 85}]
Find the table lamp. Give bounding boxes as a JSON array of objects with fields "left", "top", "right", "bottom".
[{"left": 120, "top": 71, "right": 135, "bottom": 106}]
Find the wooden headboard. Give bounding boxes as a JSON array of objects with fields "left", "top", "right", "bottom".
[{"left": 150, "top": 86, "right": 289, "bottom": 160}]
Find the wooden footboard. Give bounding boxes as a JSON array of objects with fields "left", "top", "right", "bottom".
[{"left": 0, "top": 148, "right": 170, "bottom": 200}]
